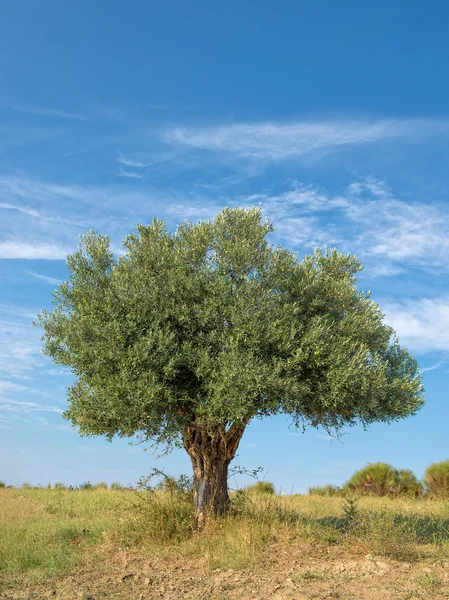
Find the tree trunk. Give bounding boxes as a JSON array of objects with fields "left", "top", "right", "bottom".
[
  {"left": 182, "top": 418, "right": 249, "bottom": 526},
  {"left": 191, "top": 451, "right": 230, "bottom": 525}
]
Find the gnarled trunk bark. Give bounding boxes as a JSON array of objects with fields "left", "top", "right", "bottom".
[
  {"left": 182, "top": 418, "right": 249, "bottom": 526},
  {"left": 191, "top": 451, "right": 230, "bottom": 523}
]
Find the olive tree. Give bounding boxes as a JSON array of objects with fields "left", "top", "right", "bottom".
[{"left": 37, "top": 207, "right": 424, "bottom": 523}]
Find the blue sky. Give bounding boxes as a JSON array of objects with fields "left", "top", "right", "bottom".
[{"left": 1, "top": 0, "right": 449, "bottom": 491}]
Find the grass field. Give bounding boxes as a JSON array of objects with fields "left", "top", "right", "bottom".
[{"left": 2, "top": 486, "right": 449, "bottom": 599}]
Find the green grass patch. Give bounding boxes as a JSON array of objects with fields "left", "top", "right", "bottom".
[{"left": 0, "top": 487, "right": 130, "bottom": 589}]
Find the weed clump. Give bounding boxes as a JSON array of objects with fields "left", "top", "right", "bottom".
[{"left": 121, "top": 471, "right": 194, "bottom": 546}]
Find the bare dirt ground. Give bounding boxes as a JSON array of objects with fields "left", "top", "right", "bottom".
[{"left": 3, "top": 537, "right": 449, "bottom": 600}]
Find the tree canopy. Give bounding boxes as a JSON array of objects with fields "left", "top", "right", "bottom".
[{"left": 37, "top": 207, "right": 424, "bottom": 518}]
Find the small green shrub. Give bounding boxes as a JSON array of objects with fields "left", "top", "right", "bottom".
[
  {"left": 344, "top": 463, "right": 421, "bottom": 497},
  {"left": 96, "top": 482, "right": 108, "bottom": 490},
  {"left": 247, "top": 481, "right": 276, "bottom": 495},
  {"left": 397, "top": 469, "right": 423, "bottom": 497},
  {"left": 425, "top": 460, "right": 449, "bottom": 497},
  {"left": 0, "top": 481, "right": 5, "bottom": 488},
  {"left": 21, "top": 482, "right": 32, "bottom": 490},
  {"left": 308, "top": 484, "right": 342, "bottom": 496},
  {"left": 79, "top": 481, "right": 95, "bottom": 490},
  {"left": 341, "top": 496, "right": 359, "bottom": 523},
  {"left": 110, "top": 482, "right": 123, "bottom": 490},
  {"left": 54, "top": 482, "right": 67, "bottom": 490}
]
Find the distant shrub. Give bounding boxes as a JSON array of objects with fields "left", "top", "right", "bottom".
[
  {"left": 0, "top": 481, "right": 5, "bottom": 488},
  {"left": 79, "top": 481, "right": 95, "bottom": 490},
  {"left": 425, "top": 460, "right": 449, "bottom": 497},
  {"left": 345, "top": 463, "right": 421, "bottom": 497},
  {"left": 21, "top": 482, "right": 32, "bottom": 489},
  {"left": 397, "top": 469, "right": 423, "bottom": 497},
  {"left": 54, "top": 482, "right": 67, "bottom": 490},
  {"left": 154, "top": 474, "right": 193, "bottom": 498},
  {"left": 96, "top": 482, "right": 108, "bottom": 490},
  {"left": 309, "top": 484, "right": 342, "bottom": 497},
  {"left": 110, "top": 482, "right": 124, "bottom": 490},
  {"left": 158, "top": 475, "right": 179, "bottom": 494},
  {"left": 247, "top": 481, "right": 276, "bottom": 495}
]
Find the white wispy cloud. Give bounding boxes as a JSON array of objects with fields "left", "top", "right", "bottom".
[
  {"left": 0, "top": 242, "right": 69, "bottom": 260},
  {"left": 3, "top": 101, "right": 89, "bottom": 122},
  {"left": 0, "top": 399, "right": 63, "bottom": 414},
  {"left": 0, "top": 173, "right": 165, "bottom": 259},
  {"left": 164, "top": 117, "right": 449, "bottom": 160},
  {"left": 117, "top": 151, "right": 151, "bottom": 167},
  {"left": 0, "top": 381, "right": 26, "bottom": 394},
  {"left": 26, "top": 271, "right": 63, "bottom": 285},
  {"left": 231, "top": 177, "right": 449, "bottom": 275},
  {"left": 0, "top": 371, "right": 64, "bottom": 430},
  {"left": 0, "top": 175, "right": 92, "bottom": 205},
  {"left": 164, "top": 203, "right": 223, "bottom": 222},
  {"left": 0, "top": 202, "right": 40, "bottom": 218},
  {"left": 383, "top": 297, "right": 449, "bottom": 353},
  {"left": 421, "top": 361, "right": 444, "bottom": 372},
  {"left": 117, "top": 168, "right": 143, "bottom": 179},
  {"left": 0, "top": 304, "right": 45, "bottom": 380}
]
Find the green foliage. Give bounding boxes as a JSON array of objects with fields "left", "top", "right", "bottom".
[
  {"left": 425, "top": 459, "right": 449, "bottom": 497},
  {"left": 344, "top": 463, "right": 422, "bottom": 497},
  {"left": 247, "top": 481, "right": 276, "bottom": 495},
  {"left": 308, "top": 484, "right": 342, "bottom": 496},
  {"left": 54, "top": 482, "right": 67, "bottom": 490},
  {"left": 0, "top": 481, "right": 5, "bottom": 489},
  {"left": 110, "top": 482, "right": 124, "bottom": 490},
  {"left": 36, "top": 207, "right": 424, "bottom": 496},
  {"left": 397, "top": 469, "right": 423, "bottom": 497},
  {"left": 96, "top": 482, "right": 108, "bottom": 490},
  {"left": 79, "top": 481, "right": 95, "bottom": 490},
  {"left": 345, "top": 462, "right": 398, "bottom": 496}
]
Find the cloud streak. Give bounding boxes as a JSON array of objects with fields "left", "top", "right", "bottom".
[
  {"left": 3, "top": 101, "right": 89, "bottom": 122},
  {"left": 231, "top": 177, "right": 449, "bottom": 276},
  {"left": 383, "top": 297, "right": 449, "bottom": 353},
  {"left": 117, "top": 168, "right": 143, "bottom": 179},
  {"left": 117, "top": 151, "right": 151, "bottom": 167},
  {"left": 0, "top": 399, "right": 63, "bottom": 414},
  {"left": 165, "top": 117, "right": 449, "bottom": 160},
  {"left": 26, "top": 271, "right": 63, "bottom": 285},
  {"left": 0, "top": 242, "right": 69, "bottom": 260},
  {"left": 0, "top": 305, "right": 43, "bottom": 379}
]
